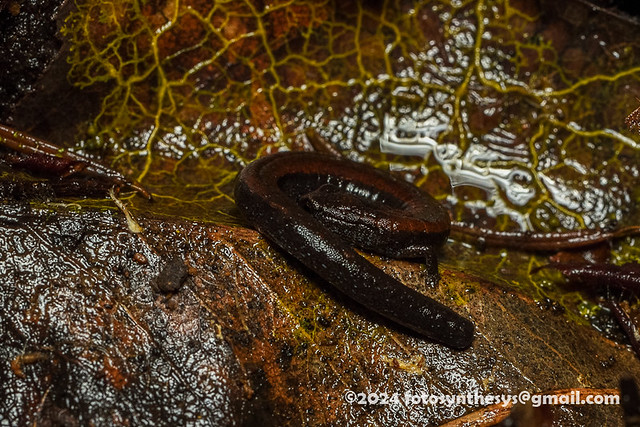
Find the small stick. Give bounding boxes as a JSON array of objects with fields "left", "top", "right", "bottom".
[{"left": 0, "top": 124, "right": 152, "bottom": 199}]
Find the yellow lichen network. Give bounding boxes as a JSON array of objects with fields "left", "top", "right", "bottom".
[{"left": 61, "top": 0, "right": 640, "bottom": 235}]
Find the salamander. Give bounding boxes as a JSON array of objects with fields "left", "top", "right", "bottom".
[
  {"left": 234, "top": 151, "right": 474, "bottom": 349},
  {"left": 234, "top": 151, "right": 640, "bottom": 349}
]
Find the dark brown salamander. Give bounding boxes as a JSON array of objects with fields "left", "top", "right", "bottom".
[
  {"left": 234, "top": 151, "right": 640, "bottom": 349},
  {"left": 234, "top": 151, "right": 474, "bottom": 349}
]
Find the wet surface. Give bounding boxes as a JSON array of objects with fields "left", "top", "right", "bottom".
[
  {"left": 0, "top": 199, "right": 638, "bottom": 425},
  {"left": 0, "top": 207, "right": 247, "bottom": 425},
  {"left": 11, "top": 0, "right": 636, "bottom": 239},
  {"left": 3, "top": 0, "right": 640, "bottom": 424},
  {"left": 0, "top": 0, "right": 66, "bottom": 120}
]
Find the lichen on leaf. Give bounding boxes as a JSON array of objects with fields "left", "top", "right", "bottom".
[{"left": 61, "top": 0, "right": 640, "bottom": 236}]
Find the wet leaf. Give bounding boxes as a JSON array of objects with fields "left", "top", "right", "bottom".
[
  {"left": 3, "top": 0, "right": 640, "bottom": 424},
  {"left": 0, "top": 205, "right": 637, "bottom": 425},
  {"left": 55, "top": 0, "right": 640, "bottom": 234}
]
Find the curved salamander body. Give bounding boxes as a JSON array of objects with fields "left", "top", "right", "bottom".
[{"left": 234, "top": 151, "right": 474, "bottom": 350}]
